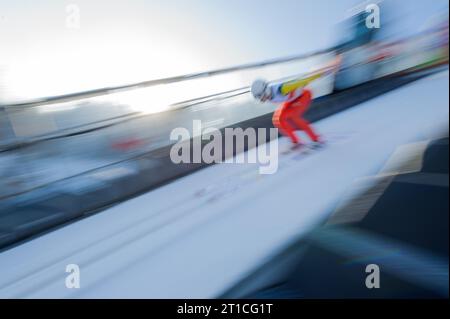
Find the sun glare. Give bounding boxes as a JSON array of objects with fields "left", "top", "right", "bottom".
[{"left": 5, "top": 30, "right": 243, "bottom": 115}]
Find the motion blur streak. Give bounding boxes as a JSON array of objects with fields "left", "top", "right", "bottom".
[{"left": 0, "top": 0, "right": 448, "bottom": 299}]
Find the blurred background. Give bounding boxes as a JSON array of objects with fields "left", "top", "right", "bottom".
[{"left": 0, "top": 0, "right": 448, "bottom": 298}]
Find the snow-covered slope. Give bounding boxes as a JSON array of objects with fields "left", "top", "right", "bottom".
[{"left": 0, "top": 71, "right": 448, "bottom": 298}]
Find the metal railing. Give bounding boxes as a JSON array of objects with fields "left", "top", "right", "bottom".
[
  {"left": 2, "top": 47, "right": 333, "bottom": 111},
  {"left": 0, "top": 50, "right": 336, "bottom": 152}
]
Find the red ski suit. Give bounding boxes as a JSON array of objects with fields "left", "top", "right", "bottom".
[{"left": 272, "top": 89, "right": 319, "bottom": 144}]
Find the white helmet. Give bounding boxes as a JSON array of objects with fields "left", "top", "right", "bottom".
[{"left": 251, "top": 79, "right": 271, "bottom": 102}]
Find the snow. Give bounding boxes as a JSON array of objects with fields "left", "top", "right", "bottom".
[{"left": 0, "top": 70, "right": 448, "bottom": 298}]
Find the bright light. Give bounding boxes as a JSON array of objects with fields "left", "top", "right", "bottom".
[{"left": 5, "top": 29, "right": 244, "bottom": 115}]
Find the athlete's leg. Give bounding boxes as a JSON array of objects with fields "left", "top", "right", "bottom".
[
  {"left": 273, "top": 106, "right": 301, "bottom": 144},
  {"left": 291, "top": 117, "right": 320, "bottom": 142},
  {"left": 290, "top": 89, "right": 320, "bottom": 142}
]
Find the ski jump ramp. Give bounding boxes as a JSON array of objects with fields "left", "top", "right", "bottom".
[{"left": 0, "top": 70, "right": 448, "bottom": 298}]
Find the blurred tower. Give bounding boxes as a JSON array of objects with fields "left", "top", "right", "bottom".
[
  {"left": 0, "top": 67, "right": 17, "bottom": 150},
  {"left": 335, "top": 2, "right": 382, "bottom": 52},
  {"left": 332, "top": 1, "right": 386, "bottom": 91}
]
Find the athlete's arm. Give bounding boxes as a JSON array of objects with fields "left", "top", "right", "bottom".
[{"left": 279, "top": 72, "right": 323, "bottom": 95}]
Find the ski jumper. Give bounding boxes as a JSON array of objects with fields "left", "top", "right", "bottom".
[{"left": 270, "top": 73, "right": 322, "bottom": 144}]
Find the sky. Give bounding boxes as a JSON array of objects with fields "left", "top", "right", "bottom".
[{"left": 0, "top": 0, "right": 448, "bottom": 102}]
